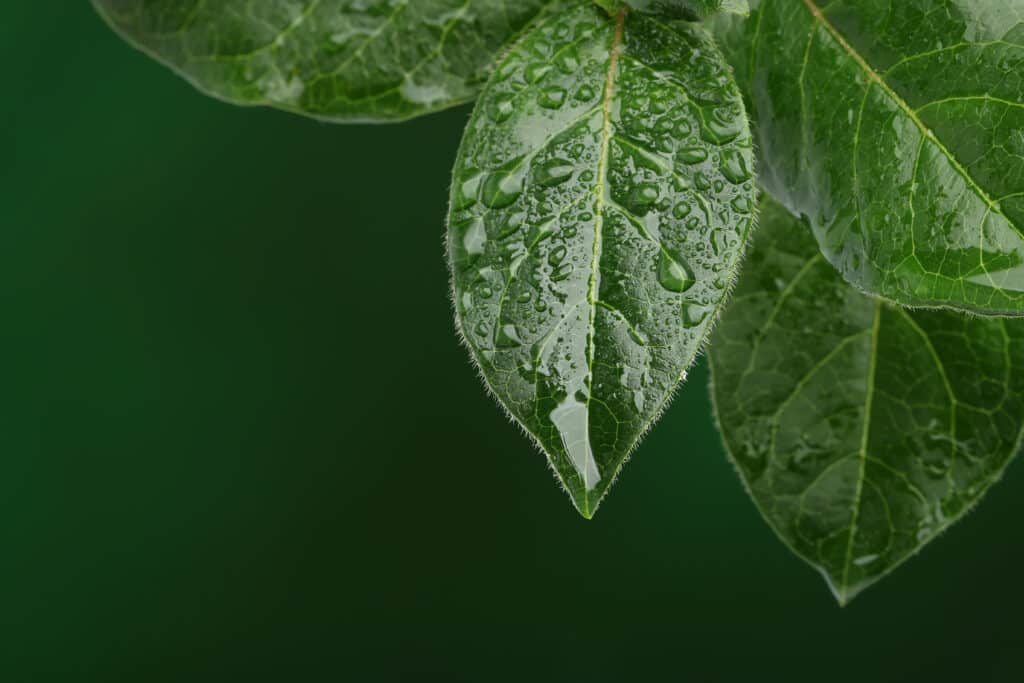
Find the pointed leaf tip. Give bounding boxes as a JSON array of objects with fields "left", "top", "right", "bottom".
[
  {"left": 449, "top": 5, "right": 756, "bottom": 512},
  {"left": 711, "top": 195, "right": 1024, "bottom": 603}
]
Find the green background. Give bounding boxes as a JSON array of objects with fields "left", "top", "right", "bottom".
[{"left": 3, "top": 4, "right": 1023, "bottom": 680}]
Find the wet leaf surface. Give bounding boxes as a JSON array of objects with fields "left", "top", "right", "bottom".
[
  {"left": 92, "top": 0, "right": 562, "bottom": 122},
  {"left": 449, "top": 3, "right": 756, "bottom": 516},
  {"left": 624, "top": 0, "right": 748, "bottom": 20},
  {"left": 710, "top": 195, "right": 1024, "bottom": 603},
  {"left": 713, "top": 0, "right": 1024, "bottom": 314}
]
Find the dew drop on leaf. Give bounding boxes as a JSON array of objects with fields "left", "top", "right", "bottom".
[
  {"left": 536, "top": 158, "right": 575, "bottom": 187},
  {"left": 495, "top": 323, "right": 523, "bottom": 349},
  {"left": 678, "top": 147, "right": 708, "bottom": 165},
  {"left": 539, "top": 86, "right": 568, "bottom": 109},
  {"left": 719, "top": 149, "right": 751, "bottom": 184},
  {"left": 481, "top": 168, "right": 525, "bottom": 209},
  {"left": 657, "top": 249, "right": 694, "bottom": 293}
]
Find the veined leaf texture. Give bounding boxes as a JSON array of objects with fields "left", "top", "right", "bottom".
[
  {"left": 623, "top": 0, "right": 749, "bottom": 19},
  {"left": 713, "top": 0, "right": 1024, "bottom": 314},
  {"left": 448, "top": 4, "right": 756, "bottom": 516},
  {"left": 91, "top": 0, "right": 564, "bottom": 122},
  {"left": 711, "top": 196, "right": 1024, "bottom": 603}
]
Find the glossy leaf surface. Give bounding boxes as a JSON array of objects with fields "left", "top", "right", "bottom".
[
  {"left": 448, "top": 4, "right": 756, "bottom": 516},
  {"left": 92, "top": 0, "right": 560, "bottom": 122},
  {"left": 624, "top": 0, "right": 749, "bottom": 20},
  {"left": 713, "top": 0, "right": 1024, "bottom": 314},
  {"left": 710, "top": 196, "right": 1024, "bottom": 603}
]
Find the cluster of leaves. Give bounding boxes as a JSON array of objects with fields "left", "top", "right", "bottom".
[{"left": 93, "top": 0, "right": 1024, "bottom": 604}]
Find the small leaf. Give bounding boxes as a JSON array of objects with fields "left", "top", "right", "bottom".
[
  {"left": 625, "top": 0, "right": 749, "bottom": 20},
  {"left": 710, "top": 195, "right": 1024, "bottom": 604},
  {"left": 712, "top": 0, "right": 1024, "bottom": 314},
  {"left": 91, "top": 0, "right": 563, "bottom": 122},
  {"left": 448, "top": 4, "right": 756, "bottom": 516}
]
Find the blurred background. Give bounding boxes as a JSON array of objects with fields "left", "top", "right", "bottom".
[{"left": 2, "top": 4, "right": 1022, "bottom": 680}]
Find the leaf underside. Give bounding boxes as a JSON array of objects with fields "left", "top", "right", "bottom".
[
  {"left": 710, "top": 195, "right": 1024, "bottom": 604},
  {"left": 713, "top": 0, "right": 1024, "bottom": 314},
  {"left": 448, "top": 3, "right": 756, "bottom": 516},
  {"left": 91, "top": 0, "right": 561, "bottom": 122}
]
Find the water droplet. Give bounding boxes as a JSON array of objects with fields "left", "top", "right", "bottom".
[
  {"left": 720, "top": 149, "right": 752, "bottom": 184},
  {"left": 555, "top": 48, "right": 580, "bottom": 74},
  {"left": 678, "top": 147, "right": 708, "bottom": 165},
  {"left": 627, "top": 326, "right": 648, "bottom": 346},
  {"left": 536, "top": 158, "right": 575, "bottom": 187},
  {"left": 710, "top": 228, "right": 728, "bottom": 256},
  {"left": 487, "top": 93, "right": 515, "bottom": 123},
  {"left": 452, "top": 218, "right": 486, "bottom": 269},
  {"left": 474, "top": 321, "right": 490, "bottom": 337},
  {"left": 853, "top": 554, "right": 880, "bottom": 567},
  {"left": 495, "top": 323, "right": 523, "bottom": 348},
  {"left": 551, "top": 262, "right": 574, "bottom": 281},
  {"left": 496, "top": 58, "right": 521, "bottom": 82},
  {"left": 496, "top": 211, "right": 526, "bottom": 239},
  {"left": 701, "top": 107, "right": 744, "bottom": 144},
  {"left": 525, "top": 63, "right": 552, "bottom": 84},
  {"left": 548, "top": 245, "right": 568, "bottom": 267},
  {"left": 539, "top": 86, "right": 568, "bottom": 110},
  {"left": 517, "top": 362, "right": 535, "bottom": 382},
  {"left": 657, "top": 249, "right": 694, "bottom": 293},
  {"left": 454, "top": 173, "right": 482, "bottom": 209},
  {"left": 686, "top": 304, "right": 711, "bottom": 325},
  {"left": 632, "top": 183, "right": 660, "bottom": 209},
  {"left": 574, "top": 85, "right": 596, "bottom": 103},
  {"left": 481, "top": 167, "right": 525, "bottom": 209},
  {"left": 527, "top": 217, "right": 558, "bottom": 245},
  {"left": 731, "top": 196, "right": 753, "bottom": 214},
  {"left": 549, "top": 392, "right": 601, "bottom": 491}
]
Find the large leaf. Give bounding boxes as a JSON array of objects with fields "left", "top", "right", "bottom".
[
  {"left": 91, "top": 0, "right": 561, "bottom": 123},
  {"left": 448, "top": 3, "right": 756, "bottom": 516},
  {"left": 712, "top": 0, "right": 1024, "bottom": 314},
  {"left": 710, "top": 195, "right": 1024, "bottom": 604}
]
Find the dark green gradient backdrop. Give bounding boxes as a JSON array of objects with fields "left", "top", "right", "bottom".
[{"left": 3, "top": 5, "right": 1023, "bottom": 681}]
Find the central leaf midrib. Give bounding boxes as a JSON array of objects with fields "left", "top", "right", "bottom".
[
  {"left": 840, "top": 298, "right": 882, "bottom": 603},
  {"left": 799, "top": 0, "right": 1021, "bottom": 238},
  {"left": 581, "top": 7, "right": 625, "bottom": 513}
]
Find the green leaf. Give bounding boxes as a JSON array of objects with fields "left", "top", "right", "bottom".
[
  {"left": 711, "top": 0, "right": 1024, "bottom": 314},
  {"left": 625, "top": 0, "right": 749, "bottom": 20},
  {"left": 448, "top": 4, "right": 756, "bottom": 516},
  {"left": 709, "top": 195, "right": 1024, "bottom": 604},
  {"left": 91, "top": 0, "right": 562, "bottom": 123},
  {"left": 592, "top": 0, "right": 626, "bottom": 14}
]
